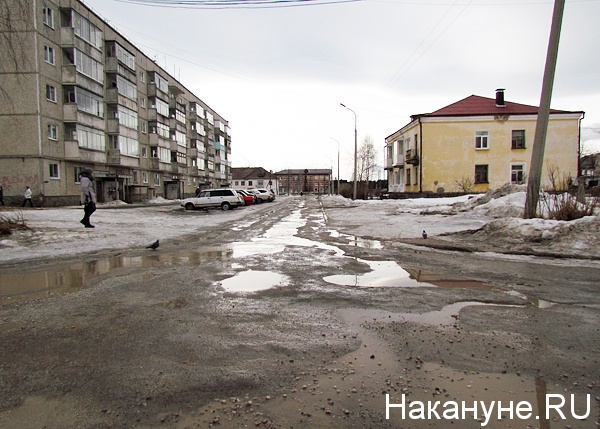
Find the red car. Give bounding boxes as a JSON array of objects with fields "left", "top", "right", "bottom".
[{"left": 236, "top": 189, "right": 257, "bottom": 205}]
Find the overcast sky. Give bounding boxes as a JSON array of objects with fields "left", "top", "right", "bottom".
[{"left": 86, "top": 0, "right": 600, "bottom": 180}]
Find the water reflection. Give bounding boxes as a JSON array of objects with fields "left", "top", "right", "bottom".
[
  {"left": 0, "top": 248, "right": 232, "bottom": 304},
  {"left": 324, "top": 258, "right": 496, "bottom": 289},
  {"left": 219, "top": 270, "right": 288, "bottom": 293}
]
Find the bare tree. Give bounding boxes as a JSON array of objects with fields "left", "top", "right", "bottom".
[
  {"left": 356, "top": 135, "right": 377, "bottom": 198},
  {"left": 0, "top": 0, "right": 31, "bottom": 104}
]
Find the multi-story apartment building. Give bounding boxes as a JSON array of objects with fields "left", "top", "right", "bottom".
[
  {"left": 384, "top": 89, "right": 583, "bottom": 195},
  {"left": 275, "top": 169, "right": 332, "bottom": 195},
  {"left": 0, "top": 0, "right": 232, "bottom": 206}
]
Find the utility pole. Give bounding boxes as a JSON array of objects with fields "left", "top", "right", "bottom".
[
  {"left": 524, "top": 0, "right": 565, "bottom": 218},
  {"left": 340, "top": 103, "right": 358, "bottom": 200}
]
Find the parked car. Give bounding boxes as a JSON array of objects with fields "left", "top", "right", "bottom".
[
  {"left": 252, "top": 188, "right": 275, "bottom": 203},
  {"left": 236, "top": 189, "right": 256, "bottom": 205},
  {"left": 181, "top": 189, "right": 244, "bottom": 211}
]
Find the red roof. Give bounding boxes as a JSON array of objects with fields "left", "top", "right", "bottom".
[{"left": 427, "top": 94, "right": 577, "bottom": 117}]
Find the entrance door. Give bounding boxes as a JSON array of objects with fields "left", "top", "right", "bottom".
[{"left": 165, "top": 182, "right": 179, "bottom": 200}]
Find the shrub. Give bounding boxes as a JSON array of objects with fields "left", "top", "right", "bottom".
[
  {"left": 0, "top": 211, "right": 28, "bottom": 236},
  {"left": 539, "top": 193, "right": 598, "bottom": 221}
]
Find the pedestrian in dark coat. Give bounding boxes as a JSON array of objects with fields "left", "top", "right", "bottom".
[
  {"left": 0, "top": 185, "right": 4, "bottom": 206},
  {"left": 80, "top": 169, "right": 97, "bottom": 228}
]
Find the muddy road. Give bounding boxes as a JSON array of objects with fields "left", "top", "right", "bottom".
[{"left": 0, "top": 196, "right": 598, "bottom": 428}]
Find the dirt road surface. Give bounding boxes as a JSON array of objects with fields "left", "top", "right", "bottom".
[{"left": 1, "top": 196, "right": 598, "bottom": 428}]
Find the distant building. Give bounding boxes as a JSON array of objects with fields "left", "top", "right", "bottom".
[
  {"left": 580, "top": 153, "right": 600, "bottom": 188},
  {"left": 275, "top": 169, "right": 332, "bottom": 195},
  {"left": 0, "top": 0, "right": 232, "bottom": 205},
  {"left": 384, "top": 89, "right": 584, "bottom": 195},
  {"left": 231, "top": 167, "right": 277, "bottom": 193}
]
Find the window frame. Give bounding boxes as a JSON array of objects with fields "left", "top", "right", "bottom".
[
  {"left": 474, "top": 164, "right": 489, "bottom": 184},
  {"left": 44, "top": 45, "right": 55, "bottom": 65},
  {"left": 511, "top": 130, "right": 526, "bottom": 149},
  {"left": 43, "top": 7, "right": 54, "bottom": 28},
  {"left": 49, "top": 163, "right": 60, "bottom": 179},
  {"left": 511, "top": 163, "right": 526, "bottom": 184},
  {"left": 45, "top": 84, "right": 56, "bottom": 102},
  {"left": 47, "top": 123, "right": 58, "bottom": 140},
  {"left": 475, "top": 131, "right": 489, "bottom": 150}
]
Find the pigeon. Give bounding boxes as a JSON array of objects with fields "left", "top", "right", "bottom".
[
  {"left": 146, "top": 239, "right": 160, "bottom": 250},
  {"left": 422, "top": 230, "right": 428, "bottom": 239}
]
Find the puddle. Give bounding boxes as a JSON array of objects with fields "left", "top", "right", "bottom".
[
  {"left": 218, "top": 270, "right": 288, "bottom": 293},
  {"left": 324, "top": 258, "right": 496, "bottom": 290},
  {"left": 327, "top": 229, "right": 383, "bottom": 249},
  {"left": 338, "top": 302, "right": 519, "bottom": 327},
  {"left": 232, "top": 209, "right": 342, "bottom": 258},
  {"left": 0, "top": 248, "right": 232, "bottom": 305}
]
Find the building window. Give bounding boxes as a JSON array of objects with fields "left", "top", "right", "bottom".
[
  {"left": 132, "top": 171, "right": 138, "bottom": 184},
  {"left": 74, "top": 49, "right": 104, "bottom": 83},
  {"left": 77, "top": 125, "right": 105, "bottom": 151},
  {"left": 141, "top": 147, "right": 147, "bottom": 158},
  {"left": 72, "top": 11, "right": 102, "bottom": 50},
  {"left": 406, "top": 169, "right": 411, "bottom": 185},
  {"left": 140, "top": 121, "right": 147, "bottom": 134},
  {"left": 153, "top": 173, "right": 160, "bottom": 186},
  {"left": 512, "top": 130, "right": 525, "bottom": 149},
  {"left": 47, "top": 124, "right": 58, "bottom": 140},
  {"left": 474, "top": 165, "right": 488, "bottom": 183},
  {"left": 43, "top": 7, "right": 54, "bottom": 28},
  {"left": 140, "top": 97, "right": 146, "bottom": 108},
  {"left": 475, "top": 131, "right": 489, "bottom": 149},
  {"left": 511, "top": 163, "right": 526, "bottom": 184},
  {"left": 45, "top": 84, "right": 56, "bottom": 102},
  {"left": 44, "top": 45, "right": 55, "bottom": 65},
  {"left": 49, "top": 163, "right": 59, "bottom": 179},
  {"left": 74, "top": 166, "right": 85, "bottom": 183},
  {"left": 142, "top": 172, "right": 148, "bottom": 184}
]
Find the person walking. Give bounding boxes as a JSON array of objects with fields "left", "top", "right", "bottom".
[
  {"left": 0, "top": 185, "right": 4, "bottom": 206},
  {"left": 22, "top": 186, "right": 33, "bottom": 207},
  {"left": 79, "top": 169, "right": 97, "bottom": 228}
]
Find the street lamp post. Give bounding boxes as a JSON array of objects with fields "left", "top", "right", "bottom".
[
  {"left": 340, "top": 103, "right": 357, "bottom": 200},
  {"left": 330, "top": 138, "right": 341, "bottom": 195}
]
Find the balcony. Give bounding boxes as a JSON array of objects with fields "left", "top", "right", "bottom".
[
  {"left": 150, "top": 158, "right": 170, "bottom": 171},
  {"left": 105, "top": 57, "right": 136, "bottom": 82},
  {"left": 405, "top": 149, "right": 419, "bottom": 165},
  {"left": 384, "top": 157, "right": 393, "bottom": 169},
  {"left": 63, "top": 103, "right": 78, "bottom": 122},
  {"left": 171, "top": 164, "right": 187, "bottom": 174},
  {"left": 108, "top": 149, "right": 121, "bottom": 165},
  {"left": 107, "top": 118, "right": 119, "bottom": 134},
  {"left": 64, "top": 139, "right": 79, "bottom": 159},
  {"left": 147, "top": 83, "right": 168, "bottom": 101},
  {"left": 394, "top": 154, "right": 404, "bottom": 167},
  {"left": 149, "top": 133, "right": 171, "bottom": 149}
]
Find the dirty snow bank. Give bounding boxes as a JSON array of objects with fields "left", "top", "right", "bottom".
[{"left": 324, "top": 186, "right": 600, "bottom": 259}]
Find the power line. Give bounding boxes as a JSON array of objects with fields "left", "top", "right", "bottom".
[
  {"left": 386, "top": 0, "right": 473, "bottom": 89},
  {"left": 113, "top": 0, "right": 363, "bottom": 9}
]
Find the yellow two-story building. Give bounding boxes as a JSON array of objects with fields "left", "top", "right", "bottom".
[{"left": 384, "top": 89, "right": 584, "bottom": 194}]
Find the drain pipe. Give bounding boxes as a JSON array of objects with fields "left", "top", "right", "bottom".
[{"left": 419, "top": 117, "right": 423, "bottom": 193}]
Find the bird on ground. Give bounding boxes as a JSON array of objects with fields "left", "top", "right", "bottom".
[
  {"left": 146, "top": 239, "right": 160, "bottom": 250},
  {"left": 422, "top": 230, "right": 428, "bottom": 239}
]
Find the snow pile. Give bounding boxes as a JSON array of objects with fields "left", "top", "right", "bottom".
[{"left": 461, "top": 215, "right": 600, "bottom": 257}]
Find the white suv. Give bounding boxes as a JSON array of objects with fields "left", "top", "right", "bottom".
[{"left": 181, "top": 189, "right": 244, "bottom": 211}]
